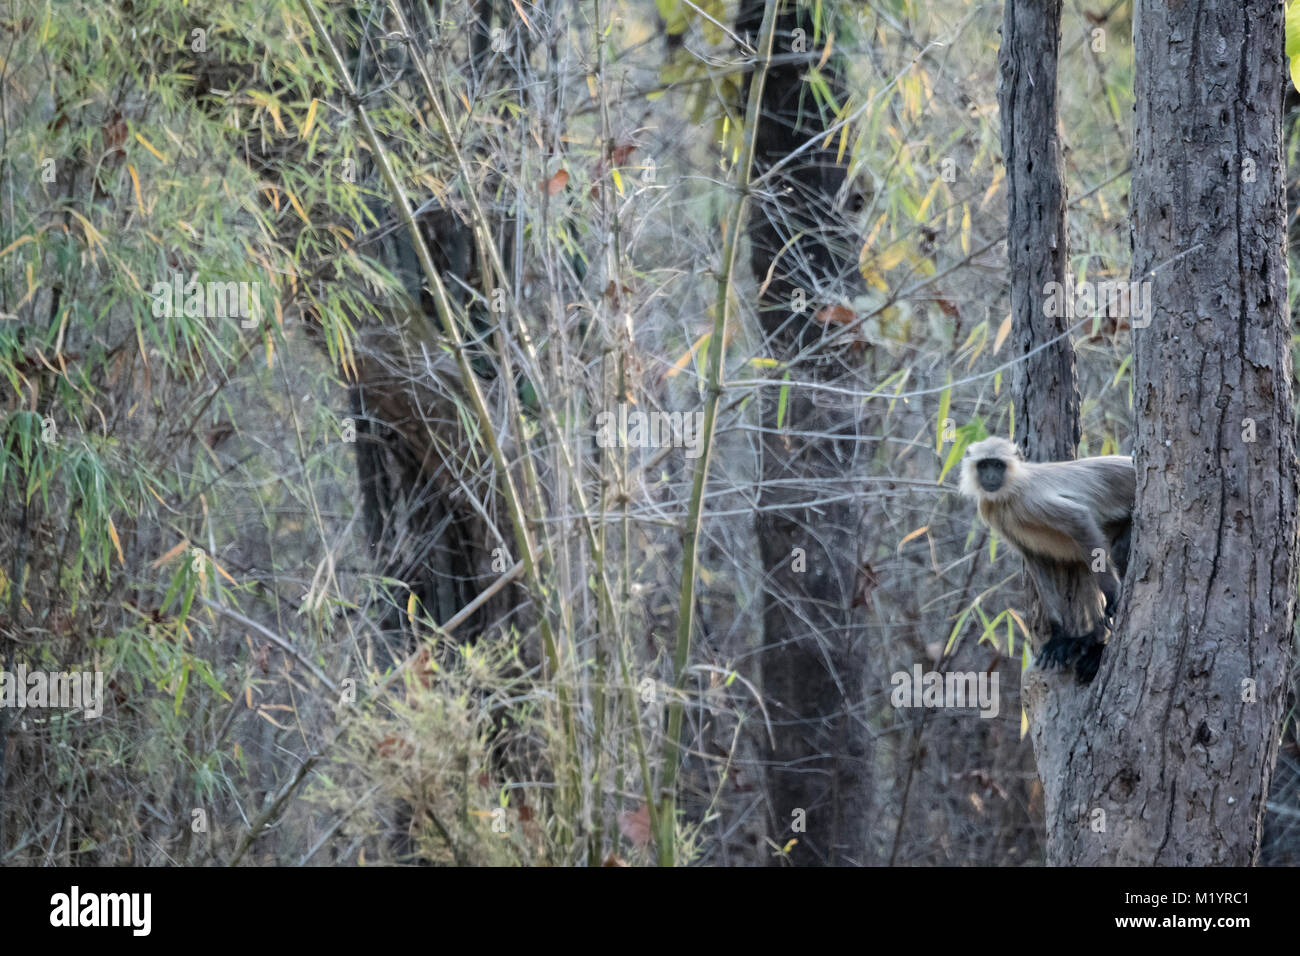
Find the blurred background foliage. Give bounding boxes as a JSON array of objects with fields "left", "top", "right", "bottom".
[{"left": 0, "top": 0, "right": 1295, "bottom": 865}]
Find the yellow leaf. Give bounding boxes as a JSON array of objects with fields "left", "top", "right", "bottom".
[
  {"left": 993, "top": 313, "right": 1012, "bottom": 353},
  {"left": 256, "top": 707, "right": 292, "bottom": 730},
  {"left": 915, "top": 177, "right": 942, "bottom": 220},
  {"left": 817, "top": 32, "right": 834, "bottom": 69},
  {"left": 896, "top": 526, "right": 929, "bottom": 552},
  {"left": 861, "top": 213, "right": 887, "bottom": 252},
  {"left": 981, "top": 166, "right": 1004, "bottom": 210},
  {"left": 0, "top": 233, "right": 37, "bottom": 261},
  {"left": 15, "top": 262, "right": 36, "bottom": 310},
  {"left": 877, "top": 242, "right": 907, "bottom": 271},
  {"left": 1020, "top": 707, "right": 1028, "bottom": 740},
  {"left": 335, "top": 323, "right": 357, "bottom": 380},
  {"left": 860, "top": 266, "right": 888, "bottom": 292},
  {"left": 300, "top": 98, "right": 318, "bottom": 140},
  {"left": 152, "top": 539, "right": 189, "bottom": 569},
  {"left": 286, "top": 189, "right": 310, "bottom": 225},
  {"left": 211, "top": 559, "right": 239, "bottom": 587},
  {"left": 506, "top": 0, "right": 535, "bottom": 34},
  {"left": 107, "top": 517, "right": 125, "bottom": 567},
  {"left": 127, "top": 164, "right": 145, "bottom": 214},
  {"left": 1005, "top": 607, "right": 1029, "bottom": 634},
  {"left": 965, "top": 322, "right": 988, "bottom": 371},
  {"left": 664, "top": 331, "right": 710, "bottom": 379},
  {"left": 134, "top": 132, "right": 167, "bottom": 162},
  {"left": 67, "top": 211, "right": 105, "bottom": 253}
]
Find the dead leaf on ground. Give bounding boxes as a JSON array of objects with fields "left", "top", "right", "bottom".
[{"left": 617, "top": 803, "right": 652, "bottom": 848}]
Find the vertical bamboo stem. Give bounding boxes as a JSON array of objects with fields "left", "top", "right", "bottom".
[{"left": 656, "top": 0, "right": 779, "bottom": 867}]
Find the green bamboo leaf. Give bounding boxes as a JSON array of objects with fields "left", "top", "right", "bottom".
[
  {"left": 174, "top": 659, "right": 191, "bottom": 716},
  {"left": 937, "top": 440, "right": 964, "bottom": 484},
  {"left": 945, "top": 599, "right": 975, "bottom": 654},
  {"left": 935, "top": 379, "right": 951, "bottom": 453},
  {"left": 776, "top": 371, "right": 791, "bottom": 429}
]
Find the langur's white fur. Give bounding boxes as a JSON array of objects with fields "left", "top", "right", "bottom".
[{"left": 959, "top": 436, "right": 1136, "bottom": 676}]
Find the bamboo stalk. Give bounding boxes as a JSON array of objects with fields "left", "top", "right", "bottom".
[
  {"left": 656, "top": 0, "right": 780, "bottom": 867},
  {"left": 384, "top": 0, "right": 634, "bottom": 860}
]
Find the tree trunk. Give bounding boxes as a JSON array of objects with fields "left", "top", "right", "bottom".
[
  {"left": 738, "top": 0, "right": 872, "bottom": 865},
  {"left": 997, "top": 0, "right": 1084, "bottom": 695},
  {"left": 1029, "top": 0, "right": 1298, "bottom": 865},
  {"left": 340, "top": 3, "right": 522, "bottom": 665},
  {"left": 998, "top": 0, "right": 1078, "bottom": 465}
]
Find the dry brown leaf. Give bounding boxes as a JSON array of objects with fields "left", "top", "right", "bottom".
[
  {"left": 542, "top": 168, "right": 569, "bottom": 195},
  {"left": 814, "top": 304, "right": 856, "bottom": 326},
  {"left": 617, "top": 803, "right": 652, "bottom": 848}
]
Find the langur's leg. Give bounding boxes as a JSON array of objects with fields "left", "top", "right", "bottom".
[
  {"left": 1073, "top": 619, "right": 1108, "bottom": 684},
  {"left": 1026, "top": 561, "right": 1084, "bottom": 671},
  {"left": 1037, "top": 618, "right": 1080, "bottom": 671}
]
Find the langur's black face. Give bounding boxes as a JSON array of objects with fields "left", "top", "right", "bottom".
[{"left": 975, "top": 457, "right": 1006, "bottom": 492}]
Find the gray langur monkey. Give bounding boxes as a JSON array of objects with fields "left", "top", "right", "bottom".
[{"left": 959, "top": 436, "right": 1136, "bottom": 682}]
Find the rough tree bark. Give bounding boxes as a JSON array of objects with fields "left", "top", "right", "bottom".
[
  {"left": 1026, "top": 0, "right": 1298, "bottom": 864},
  {"left": 996, "top": 0, "right": 1100, "bottom": 702},
  {"left": 998, "top": 0, "right": 1078, "bottom": 466},
  {"left": 738, "top": 0, "right": 872, "bottom": 865}
]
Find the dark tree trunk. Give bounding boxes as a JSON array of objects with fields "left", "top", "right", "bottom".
[
  {"left": 997, "top": 0, "right": 1085, "bottom": 699},
  {"left": 340, "top": 4, "right": 522, "bottom": 665},
  {"left": 738, "top": 0, "right": 872, "bottom": 865},
  {"left": 995, "top": 0, "right": 1096, "bottom": 865},
  {"left": 998, "top": 0, "right": 1078, "bottom": 465},
  {"left": 1029, "top": 0, "right": 1298, "bottom": 864}
]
